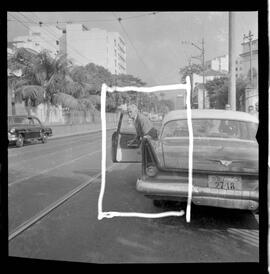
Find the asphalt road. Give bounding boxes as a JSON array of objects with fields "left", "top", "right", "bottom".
[{"left": 8, "top": 130, "right": 259, "bottom": 263}]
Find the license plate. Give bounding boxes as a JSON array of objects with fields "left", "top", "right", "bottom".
[{"left": 208, "top": 175, "right": 242, "bottom": 190}]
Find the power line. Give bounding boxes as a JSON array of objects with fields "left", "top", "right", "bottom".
[
  {"left": 112, "top": 12, "right": 158, "bottom": 85},
  {"left": 8, "top": 12, "right": 159, "bottom": 24},
  {"left": 9, "top": 13, "right": 62, "bottom": 56},
  {"left": 10, "top": 13, "right": 87, "bottom": 68},
  {"left": 17, "top": 12, "right": 90, "bottom": 67},
  {"left": 10, "top": 11, "right": 160, "bottom": 84},
  {"left": 26, "top": 12, "right": 81, "bottom": 58}
]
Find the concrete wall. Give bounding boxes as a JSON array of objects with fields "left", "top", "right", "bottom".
[{"left": 11, "top": 102, "right": 119, "bottom": 126}]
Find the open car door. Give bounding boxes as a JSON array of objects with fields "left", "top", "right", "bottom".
[{"left": 112, "top": 112, "right": 142, "bottom": 163}]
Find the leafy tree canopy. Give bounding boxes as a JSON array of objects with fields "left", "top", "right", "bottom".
[
  {"left": 9, "top": 48, "right": 148, "bottom": 113},
  {"left": 205, "top": 76, "right": 248, "bottom": 110},
  {"left": 179, "top": 63, "right": 203, "bottom": 83}
]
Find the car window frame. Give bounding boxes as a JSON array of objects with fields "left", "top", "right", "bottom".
[
  {"left": 12, "top": 116, "right": 29, "bottom": 125},
  {"left": 119, "top": 112, "right": 137, "bottom": 134},
  {"left": 32, "top": 117, "right": 42, "bottom": 126},
  {"left": 161, "top": 118, "right": 258, "bottom": 141}
]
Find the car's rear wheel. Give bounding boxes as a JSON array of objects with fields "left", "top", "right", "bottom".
[
  {"left": 16, "top": 134, "right": 24, "bottom": 147},
  {"left": 153, "top": 200, "right": 165, "bottom": 207}
]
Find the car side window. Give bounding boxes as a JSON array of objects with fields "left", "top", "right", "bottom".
[
  {"left": 28, "top": 118, "right": 35, "bottom": 125},
  {"left": 33, "top": 118, "right": 41, "bottom": 126},
  {"left": 13, "top": 117, "right": 29, "bottom": 125},
  {"left": 120, "top": 113, "right": 136, "bottom": 134},
  {"left": 162, "top": 119, "right": 257, "bottom": 140}
]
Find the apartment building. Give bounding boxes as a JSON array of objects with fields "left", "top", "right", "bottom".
[
  {"left": 12, "top": 24, "right": 63, "bottom": 58},
  {"left": 205, "top": 54, "right": 228, "bottom": 73},
  {"left": 205, "top": 54, "right": 244, "bottom": 79},
  {"left": 60, "top": 24, "right": 127, "bottom": 75},
  {"left": 235, "top": 56, "right": 244, "bottom": 79},
  {"left": 12, "top": 23, "right": 127, "bottom": 75},
  {"left": 240, "top": 38, "right": 258, "bottom": 111},
  {"left": 240, "top": 38, "right": 258, "bottom": 87}
]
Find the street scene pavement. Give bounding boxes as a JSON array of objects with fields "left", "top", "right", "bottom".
[{"left": 8, "top": 130, "right": 259, "bottom": 263}]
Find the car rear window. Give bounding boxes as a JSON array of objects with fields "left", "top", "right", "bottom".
[{"left": 161, "top": 119, "right": 258, "bottom": 141}]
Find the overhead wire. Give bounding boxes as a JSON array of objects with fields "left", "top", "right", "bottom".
[
  {"left": 112, "top": 12, "right": 159, "bottom": 85},
  {"left": 10, "top": 11, "right": 161, "bottom": 84},
  {"left": 8, "top": 12, "right": 160, "bottom": 24},
  {"left": 9, "top": 13, "right": 63, "bottom": 57},
  {"left": 18, "top": 12, "right": 90, "bottom": 66}
]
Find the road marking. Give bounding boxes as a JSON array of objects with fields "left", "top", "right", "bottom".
[
  {"left": 9, "top": 164, "right": 115, "bottom": 241},
  {"left": 8, "top": 131, "right": 104, "bottom": 159},
  {"left": 227, "top": 228, "right": 259, "bottom": 248},
  {"left": 227, "top": 228, "right": 259, "bottom": 239},
  {"left": 9, "top": 149, "right": 101, "bottom": 187},
  {"left": 228, "top": 233, "right": 258, "bottom": 248},
  {"left": 8, "top": 137, "right": 103, "bottom": 169}
]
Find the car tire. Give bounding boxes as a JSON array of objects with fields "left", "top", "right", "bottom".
[
  {"left": 253, "top": 206, "right": 259, "bottom": 215},
  {"left": 41, "top": 133, "right": 48, "bottom": 144},
  {"left": 153, "top": 200, "right": 164, "bottom": 207},
  {"left": 16, "top": 134, "right": 24, "bottom": 147}
]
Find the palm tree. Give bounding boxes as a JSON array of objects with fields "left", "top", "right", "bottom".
[{"left": 9, "top": 48, "right": 93, "bottom": 122}]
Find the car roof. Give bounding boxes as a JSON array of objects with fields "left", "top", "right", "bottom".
[{"left": 162, "top": 109, "right": 258, "bottom": 125}]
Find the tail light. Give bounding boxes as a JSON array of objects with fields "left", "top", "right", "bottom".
[{"left": 146, "top": 165, "right": 158, "bottom": 177}]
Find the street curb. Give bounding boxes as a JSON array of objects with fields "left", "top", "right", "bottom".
[{"left": 49, "top": 127, "right": 116, "bottom": 140}]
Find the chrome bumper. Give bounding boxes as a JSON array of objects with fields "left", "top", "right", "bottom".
[
  {"left": 8, "top": 133, "right": 18, "bottom": 142},
  {"left": 136, "top": 179, "right": 259, "bottom": 210}
]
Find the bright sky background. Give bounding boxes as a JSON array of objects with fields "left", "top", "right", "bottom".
[{"left": 7, "top": 11, "right": 258, "bottom": 86}]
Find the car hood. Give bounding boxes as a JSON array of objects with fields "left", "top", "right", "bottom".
[{"left": 154, "top": 138, "right": 258, "bottom": 174}]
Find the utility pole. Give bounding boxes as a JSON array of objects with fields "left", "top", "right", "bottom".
[
  {"left": 12, "top": 89, "right": 16, "bottom": 115},
  {"left": 228, "top": 12, "right": 236, "bottom": 111},
  {"left": 182, "top": 39, "right": 205, "bottom": 108},
  {"left": 202, "top": 38, "right": 205, "bottom": 109},
  {"left": 243, "top": 30, "right": 254, "bottom": 85}
]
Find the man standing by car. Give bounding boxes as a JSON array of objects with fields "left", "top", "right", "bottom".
[{"left": 127, "top": 104, "right": 158, "bottom": 146}]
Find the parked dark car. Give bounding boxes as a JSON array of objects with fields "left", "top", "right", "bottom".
[
  {"left": 8, "top": 115, "right": 53, "bottom": 147},
  {"left": 111, "top": 109, "right": 258, "bottom": 212}
]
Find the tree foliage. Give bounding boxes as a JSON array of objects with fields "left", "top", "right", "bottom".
[
  {"left": 8, "top": 47, "right": 148, "bottom": 114},
  {"left": 205, "top": 76, "right": 248, "bottom": 110},
  {"left": 179, "top": 63, "right": 203, "bottom": 83},
  {"left": 15, "top": 85, "right": 45, "bottom": 106}
]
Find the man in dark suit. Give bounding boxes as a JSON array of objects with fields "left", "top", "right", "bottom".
[{"left": 127, "top": 104, "right": 158, "bottom": 147}]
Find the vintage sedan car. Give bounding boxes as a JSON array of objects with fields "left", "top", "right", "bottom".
[
  {"left": 8, "top": 115, "right": 53, "bottom": 147},
  {"left": 111, "top": 109, "right": 258, "bottom": 212}
]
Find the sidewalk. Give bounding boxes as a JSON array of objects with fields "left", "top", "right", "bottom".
[{"left": 48, "top": 122, "right": 117, "bottom": 140}]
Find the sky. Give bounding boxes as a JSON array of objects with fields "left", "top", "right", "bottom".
[{"left": 7, "top": 11, "right": 258, "bottom": 86}]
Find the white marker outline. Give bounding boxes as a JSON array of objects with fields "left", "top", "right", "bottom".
[{"left": 98, "top": 77, "right": 193, "bottom": 222}]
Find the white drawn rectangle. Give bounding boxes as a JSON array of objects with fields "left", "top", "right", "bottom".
[{"left": 98, "top": 76, "right": 193, "bottom": 222}]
